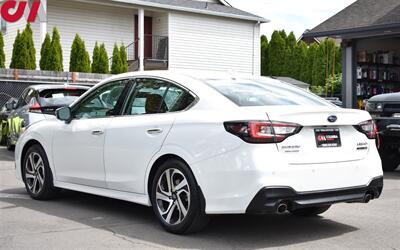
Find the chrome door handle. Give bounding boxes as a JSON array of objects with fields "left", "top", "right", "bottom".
[
  {"left": 91, "top": 130, "right": 104, "bottom": 135},
  {"left": 147, "top": 128, "right": 163, "bottom": 134}
]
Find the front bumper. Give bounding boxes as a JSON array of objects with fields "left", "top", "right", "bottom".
[{"left": 246, "top": 176, "right": 383, "bottom": 214}]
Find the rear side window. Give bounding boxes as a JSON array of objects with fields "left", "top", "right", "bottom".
[
  {"left": 124, "top": 78, "right": 195, "bottom": 115},
  {"left": 206, "top": 79, "right": 330, "bottom": 107},
  {"left": 39, "top": 88, "right": 87, "bottom": 107}
]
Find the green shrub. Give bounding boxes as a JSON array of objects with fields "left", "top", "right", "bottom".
[
  {"left": 111, "top": 43, "right": 122, "bottom": 74},
  {"left": 91, "top": 42, "right": 100, "bottom": 73},
  {"left": 0, "top": 32, "right": 5, "bottom": 68},
  {"left": 10, "top": 24, "right": 36, "bottom": 70},
  {"left": 120, "top": 44, "right": 128, "bottom": 73},
  {"left": 40, "top": 33, "right": 51, "bottom": 70},
  {"left": 69, "top": 34, "right": 91, "bottom": 73},
  {"left": 98, "top": 43, "right": 109, "bottom": 74},
  {"left": 24, "top": 23, "right": 36, "bottom": 70},
  {"left": 48, "top": 27, "right": 63, "bottom": 71}
]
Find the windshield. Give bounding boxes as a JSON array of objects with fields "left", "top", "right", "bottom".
[
  {"left": 206, "top": 78, "right": 331, "bottom": 107},
  {"left": 39, "top": 89, "right": 87, "bottom": 107}
]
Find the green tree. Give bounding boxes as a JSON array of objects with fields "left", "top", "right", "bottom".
[
  {"left": 312, "top": 43, "right": 326, "bottom": 86},
  {"left": 24, "top": 23, "right": 36, "bottom": 69},
  {"left": 290, "top": 41, "right": 307, "bottom": 80},
  {"left": 284, "top": 32, "right": 297, "bottom": 77},
  {"left": 301, "top": 43, "right": 318, "bottom": 84},
  {"left": 98, "top": 43, "right": 110, "bottom": 74},
  {"left": 10, "top": 30, "right": 22, "bottom": 69},
  {"left": 111, "top": 43, "right": 122, "bottom": 74},
  {"left": 120, "top": 44, "right": 128, "bottom": 73},
  {"left": 69, "top": 34, "right": 91, "bottom": 73},
  {"left": 325, "top": 73, "right": 342, "bottom": 97},
  {"left": 268, "top": 31, "right": 286, "bottom": 76},
  {"left": 48, "top": 27, "right": 63, "bottom": 71},
  {"left": 260, "top": 35, "right": 269, "bottom": 76},
  {"left": 0, "top": 32, "right": 5, "bottom": 68},
  {"left": 91, "top": 42, "right": 100, "bottom": 73},
  {"left": 40, "top": 33, "right": 51, "bottom": 70}
]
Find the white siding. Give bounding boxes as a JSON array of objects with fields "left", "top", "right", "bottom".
[
  {"left": 47, "top": 0, "right": 135, "bottom": 71},
  {"left": 152, "top": 13, "right": 168, "bottom": 36},
  {"left": 169, "top": 12, "right": 260, "bottom": 75}
]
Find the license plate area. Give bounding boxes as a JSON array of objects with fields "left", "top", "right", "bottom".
[{"left": 314, "top": 128, "right": 341, "bottom": 148}]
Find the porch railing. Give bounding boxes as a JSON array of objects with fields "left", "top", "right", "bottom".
[{"left": 109, "top": 35, "right": 168, "bottom": 71}]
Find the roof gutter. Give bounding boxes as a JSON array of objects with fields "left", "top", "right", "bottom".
[
  {"left": 111, "top": 0, "right": 269, "bottom": 23},
  {"left": 303, "top": 22, "right": 400, "bottom": 38}
]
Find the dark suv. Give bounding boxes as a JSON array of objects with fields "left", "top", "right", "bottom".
[{"left": 366, "top": 92, "right": 400, "bottom": 171}]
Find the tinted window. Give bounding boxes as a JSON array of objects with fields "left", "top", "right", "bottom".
[
  {"left": 73, "top": 81, "right": 127, "bottom": 119},
  {"left": 125, "top": 78, "right": 195, "bottom": 115},
  {"left": 38, "top": 88, "right": 87, "bottom": 107},
  {"left": 125, "top": 78, "right": 169, "bottom": 115},
  {"left": 206, "top": 79, "right": 330, "bottom": 107}
]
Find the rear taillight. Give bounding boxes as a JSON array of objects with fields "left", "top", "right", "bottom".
[
  {"left": 29, "top": 101, "right": 42, "bottom": 113},
  {"left": 224, "top": 121, "right": 302, "bottom": 143},
  {"left": 354, "top": 120, "right": 378, "bottom": 139}
]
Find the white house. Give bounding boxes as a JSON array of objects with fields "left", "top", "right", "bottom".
[{"left": 2, "top": 0, "right": 267, "bottom": 75}]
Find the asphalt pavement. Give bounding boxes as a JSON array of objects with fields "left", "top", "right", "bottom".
[{"left": 0, "top": 147, "right": 399, "bottom": 250}]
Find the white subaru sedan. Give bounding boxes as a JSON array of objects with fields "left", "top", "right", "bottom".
[{"left": 15, "top": 71, "right": 383, "bottom": 234}]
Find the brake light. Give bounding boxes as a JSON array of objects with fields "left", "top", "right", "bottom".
[
  {"left": 224, "top": 121, "right": 302, "bottom": 143},
  {"left": 29, "top": 101, "right": 42, "bottom": 113},
  {"left": 354, "top": 120, "right": 378, "bottom": 139}
]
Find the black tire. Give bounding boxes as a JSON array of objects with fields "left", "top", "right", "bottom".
[
  {"left": 290, "top": 205, "right": 331, "bottom": 216},
  {"left": 150, "top": 158, "right": 209, "bottom": 234},
  {"left": 381, "top": 150, "right": 400, "bottom": 172},
  {"left": 6, "top": 137, "right": 14, "bottom": 151},
  {"left": 22, "top": 144, "right": 59, "bottom": 200}
]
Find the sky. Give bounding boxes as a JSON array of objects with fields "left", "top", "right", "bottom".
[{"left": 226, "top": 0, "right": 357, "bottom": 39}]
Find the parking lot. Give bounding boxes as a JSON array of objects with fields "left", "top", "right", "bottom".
[{"left": 0, "top": 147, "right": 399, "bottom": 250}]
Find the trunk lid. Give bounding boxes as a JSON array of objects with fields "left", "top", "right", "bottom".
[{"left": 244, "top": 106, "right": 374, "bottom": 164}]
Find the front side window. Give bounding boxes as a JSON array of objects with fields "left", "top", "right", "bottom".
[
  {"left": 73, "top": 80, "right": 127, "bottom": 119},
  {"left": 124, "top": 78, "right": 195, "bottom": 115}
]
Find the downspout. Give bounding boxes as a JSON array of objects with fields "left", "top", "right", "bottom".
[{"left": 252, "top": 21, "right": 260, "bottom": 75}]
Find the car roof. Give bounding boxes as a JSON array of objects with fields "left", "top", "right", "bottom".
[{"left": 28, "top": 84, "right": 91, "bottom": 92}]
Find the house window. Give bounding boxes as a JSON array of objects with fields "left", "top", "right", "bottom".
[{"left": 1, "top": 18, "right": 6, "bottom": 34}]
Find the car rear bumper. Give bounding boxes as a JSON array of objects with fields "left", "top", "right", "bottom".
[{"left": 246, "top": 176, "right": 383, "bottom": 214}]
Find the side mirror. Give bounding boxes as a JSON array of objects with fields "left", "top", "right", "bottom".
[
  {"left": 5, "top": 102, "right": 15, "bottom": 111},
  {"left": 55, "top": 106, "right": 72, "bottom": 122}
]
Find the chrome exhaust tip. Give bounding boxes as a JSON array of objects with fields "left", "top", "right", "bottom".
[
  {"left": 363, "top": 193, "right": 372, "bottom": 203},
  {"left": 277, "top": 203, "right": 288, "bottom": 213}
]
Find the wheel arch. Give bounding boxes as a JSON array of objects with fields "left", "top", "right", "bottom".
[
  {"left": 20, "top": 139, "right": 45, "bottom": 176},
  {"left": 146, "top": 153, "right": 207, "bottom": 211}
]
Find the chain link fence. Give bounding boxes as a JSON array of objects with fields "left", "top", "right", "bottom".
[{"left": 0, "top": 80, "right": 44, "bottom": 107}]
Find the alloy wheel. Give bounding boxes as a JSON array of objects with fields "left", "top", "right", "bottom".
[
  {"left": 25, "top": 152, "right": 45, "bottom": 194},
  {"left": 155, "top": 168, "right": 191, "bottom": 225}
]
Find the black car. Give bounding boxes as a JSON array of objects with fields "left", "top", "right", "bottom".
[{"left": 366, "top": 92, "right": 400, "bottom": 171}]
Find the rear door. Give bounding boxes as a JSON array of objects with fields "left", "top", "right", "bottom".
[{"left": 104, "top": 77, "right": 195, "bottom": 194}]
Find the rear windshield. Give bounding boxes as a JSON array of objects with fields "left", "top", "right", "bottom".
[
  {"left": 39, "top": 89, "right": 87, "bottom": 107},
  {"left": 206, "top": 79, "right": 331, "bottom": 107}
]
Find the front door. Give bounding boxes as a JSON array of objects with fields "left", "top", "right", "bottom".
[
  {"left": 134, "top": 16, "right": 153, "bottom": 59},
  {"left": 52, "top": 80, "right": 131, "bottom": 187}
]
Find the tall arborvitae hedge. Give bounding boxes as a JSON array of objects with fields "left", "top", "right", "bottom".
[
  {"left": 111, "top": 43, "right": 122, "bottom": 74},
  {"left": 120, "top": 44, "right": 128, "bottom": 73},
  {"left": 98, "top": 44, "right": 109, "bottom": 74},
  {"left": 0, "top": 32, "right": 5, "bottom": 68},
  {"left": 10, "top": 24, "right": 36, "bottom": 70},
  {"left": 48, "top": 27, "right": 63, "bottom": 71},
  {"left": 69, "top": 34, "right": 91, "bottom": 73},
  {"left": 260, "top": 30, "right": 342, "bottom": 95},
  {"left": 91, "top": 42, "right": 100, "bottom": 73},
  {"left": 40, "top": 33, "right": 51, "bottom": 70},
  {"left": 260, "top": 35, "right": 269, "bottom": 76}
]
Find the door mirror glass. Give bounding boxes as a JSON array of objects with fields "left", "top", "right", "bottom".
[
  {"left": 5, "top": 102, "right": 15, "bottom": 111},
  {"left": 56, "top": 106, "right": 72, "bottom": 121}
]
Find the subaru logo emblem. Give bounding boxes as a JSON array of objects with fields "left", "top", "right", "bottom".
[{"left": 328, "top": 115, "right": 337, "bottom": 123}]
